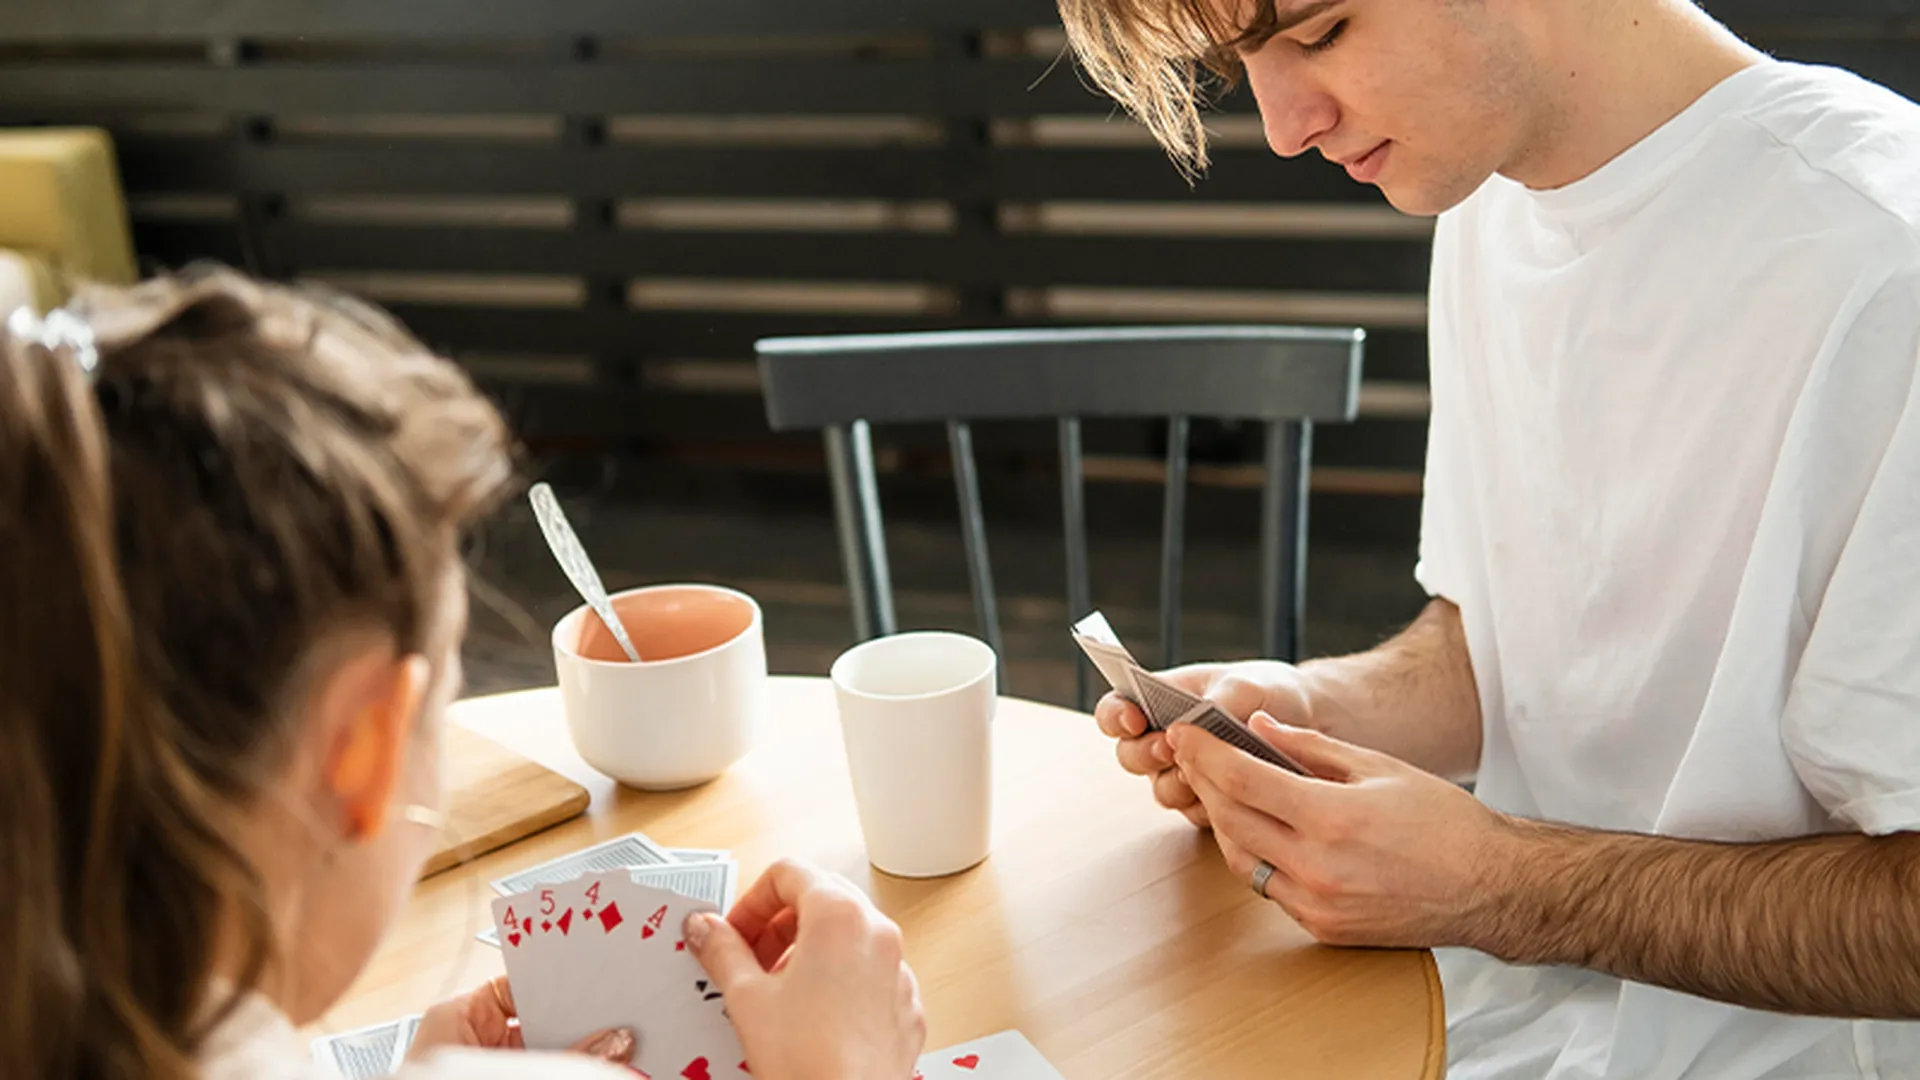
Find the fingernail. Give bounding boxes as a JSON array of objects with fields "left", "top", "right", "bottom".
[
  {"left": 587, "top": 1028, "right": 636, "bottom": 1062},
  {"left": 1251, "top": 711, "right": 1290, "bottom": 732},
  {"left": 682, "top": 911, "right": 713, "bottom": 950},
  {"left": 1152, "top": 739, "right": 1174, "bottom": 765}
]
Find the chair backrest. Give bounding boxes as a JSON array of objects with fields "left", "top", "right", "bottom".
[{"left": 757, "top": 326, "right": 1363, "bottom": 707}]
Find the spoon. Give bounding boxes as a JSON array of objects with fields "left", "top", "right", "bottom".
[{"left": 528, "top": 482, "right": 643, "bottom": 663}]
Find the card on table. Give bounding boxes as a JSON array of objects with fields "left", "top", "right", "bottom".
[
  {"left": 915, "top": 1030, "right": 1065, "bottom": 1080},
  {"left": 478, "top": 857, "right": 739, "bottom": 947},
  {"left": 493, "top": 873, "right": 748, "bottom": 1079},
  {"left": 1070, "top": 609, "right": 1308, "bottom": 775},
  {"left": 309, "top": 1013, "right": 420, "bottom": 1080},
  {"left": 490, "top": 831, "right": 676, "bottom": 896}
]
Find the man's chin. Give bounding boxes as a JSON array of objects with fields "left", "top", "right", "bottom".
[{"left": 1374, "top": 169, "right": 1491, "bottom": 218}]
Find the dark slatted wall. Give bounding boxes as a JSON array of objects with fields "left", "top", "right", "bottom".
[{"left": 0, "top": 0, "right": 1915, "bottom": 517}]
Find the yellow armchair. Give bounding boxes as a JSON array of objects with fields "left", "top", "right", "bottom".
[{"left": 0, "top": 128, "right": 138, "bottom": 315}]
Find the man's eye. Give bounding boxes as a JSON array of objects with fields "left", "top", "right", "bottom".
[{"left": 1300, "top": 19, "right": 1348, "bottom": 55}]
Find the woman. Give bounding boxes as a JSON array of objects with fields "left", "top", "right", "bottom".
[{"left": 0, "top": 268, "right": 925, "bottom": 1079}]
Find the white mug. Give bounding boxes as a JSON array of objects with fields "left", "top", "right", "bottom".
[
  {"left": 552, "top": 583, "right": 765, "bottom": 790},
  {"left": 830, "top": 631, "right": 997, "bottom": 878}
]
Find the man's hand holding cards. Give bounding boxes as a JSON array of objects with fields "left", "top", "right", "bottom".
[{"left": 1072, "top": 611, "right": 1310, "bottom": 777}]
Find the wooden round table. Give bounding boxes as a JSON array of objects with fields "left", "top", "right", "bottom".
[{"left": 320, "top": 676, "right": 1445, "bottom": 1079}]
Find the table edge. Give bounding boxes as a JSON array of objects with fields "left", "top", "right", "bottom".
[{"left": 1419, "top": 950, "right": 1447, "bottom": 1080}]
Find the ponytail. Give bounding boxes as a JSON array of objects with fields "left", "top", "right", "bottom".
[
  {"left": 0, "top": 325, "right": 193, "bottom": 1078},
  {"left": 0, "top": 268, "right": 511, "bottom": 1079}
]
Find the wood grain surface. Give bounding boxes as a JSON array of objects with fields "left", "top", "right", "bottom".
[
  {"left": 319, "top": 677, "right": 1444, "bottom": 1080},
  {"left": 420, "top": 724, "right": 590, "bottom": 878}
]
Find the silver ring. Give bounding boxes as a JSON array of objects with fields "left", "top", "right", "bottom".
[{"left": 1250, "top": 859, "right": 1277, "bottom": 899}]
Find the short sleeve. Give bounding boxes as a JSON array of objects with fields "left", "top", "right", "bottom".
[{"left": 1781, "top": 277, "right": 1920, "bottom": 834}]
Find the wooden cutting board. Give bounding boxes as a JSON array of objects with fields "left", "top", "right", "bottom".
[{"left": 421, "top": 724, "right": 589, "bottom": 878}]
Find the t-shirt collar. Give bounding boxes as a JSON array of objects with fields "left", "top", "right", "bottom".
[{"left": 1514, "top": 59, "right": 1785, "bottom": 224}]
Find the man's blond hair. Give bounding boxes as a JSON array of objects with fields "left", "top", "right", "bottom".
[{"left": 1057, "top": 0, "right": 1278, "bottom": 176}]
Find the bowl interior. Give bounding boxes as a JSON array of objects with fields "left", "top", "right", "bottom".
[{"left": 571, "top": 586, "right": 756, "bottom": 663}]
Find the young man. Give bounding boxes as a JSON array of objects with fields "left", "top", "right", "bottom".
[{"left": 1061, "top": 1, "right": 1920, "bottom": 1076}]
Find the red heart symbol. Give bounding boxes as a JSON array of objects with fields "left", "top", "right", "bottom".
[
  {"left": 952, "top": 1055, "right": 980, "bottom": 1070},
  {"left": 682, "top": 1057, "right": 712, "bottom": 1080},
  {"left": 506, "top": 932, "right": 522, "bottom": 947}
]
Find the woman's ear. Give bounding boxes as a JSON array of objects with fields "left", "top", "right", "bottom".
[{"left": 321, "top": 647, "right": 431, "bottom": 842}]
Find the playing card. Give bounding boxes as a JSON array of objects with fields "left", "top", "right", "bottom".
[
  {"left": 668, "top": 846, "right": 730, "bottom": 864},
  {"left": 598, "top": 878, "right": 748, "bottom": 1080},
  {"left": 1070, "top": 611, "right": 1144, "bottom": 700},
  {"left": 915, "top": 1030, "right": 1065, "bottom": 1080},
  {"left": 1070, "top": 609, "right": 1308, "bottom": 774},
  {"left": 388, "top": 1014, "right": 420, "bottom": 1071},
  {"left": 1129, "top": 667, "right": 1208, "bottom": 730},
  {"left": 633, "top": 858, "right": 739, "bottom": 909},
  {"left": 309, "top": 1014, "right": 419, "bottom": 1080},
  {"left": 478, "top": 858, "right": 738, "bottom": 947},
  {"left": 490, "top": 831, "right": 675, "bottom": 895},
  {"left": 494, "top": 874, "right": 748, "bottom": 1080}
]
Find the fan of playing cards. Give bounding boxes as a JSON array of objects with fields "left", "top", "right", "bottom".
[
  {"left": 1071, "top": 610, "right": 1309, "bottom": 775},
  {"left": 313, "top": 831, "right": 1068, "bottom": 1080}
]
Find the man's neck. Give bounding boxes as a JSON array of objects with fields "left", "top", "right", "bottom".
[{"left": 1503, "top": 0, "right": 1766, "bottom": 191}]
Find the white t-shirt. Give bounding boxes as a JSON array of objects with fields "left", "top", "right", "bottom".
[{"left": 1419, "top": 61, "right": 1920, "bottom": 1080}]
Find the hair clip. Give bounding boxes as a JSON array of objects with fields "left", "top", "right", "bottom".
[{"left": 7, "top": 304, "right": 99, "bottom": 381}]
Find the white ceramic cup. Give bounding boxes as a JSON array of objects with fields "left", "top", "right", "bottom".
[
  {"left": 552, "top": 583, "right": 766, "bottom": 790},
  {"left": 830, "top": 631, "right": 997, "bottom": 878}
]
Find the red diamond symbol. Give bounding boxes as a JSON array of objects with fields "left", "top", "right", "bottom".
[
  {"left": 556, "top": 909, "right": 573, "bottom": 935},
  {"left": 599, "top": 901, "right": 624, "bottom": 934}
]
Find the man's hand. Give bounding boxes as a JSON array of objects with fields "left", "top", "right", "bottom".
[
  {"left": 1172, "top": 712, "right": 1920, "bottom": 1019},
  {"left": 1169, "top": 712, "right": 1509, "bottom": 948},
  {"left": 1093, "top": 661, "right": 1325, "bottom": 828}
]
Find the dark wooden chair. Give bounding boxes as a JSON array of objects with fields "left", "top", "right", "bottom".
[{"left": 757, "top": 326, "right": 1363, "bottom": 707}]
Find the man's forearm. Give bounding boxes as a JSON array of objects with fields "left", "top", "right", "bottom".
[
  {"left": 1298, "top": 598, "right": 1483, "bottom": 778},
  {"left": 1474, "top": 819, "right": 1920, "bottom": 1018}
]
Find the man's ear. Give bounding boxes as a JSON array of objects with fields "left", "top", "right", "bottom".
[{"left": 321, "top": 646, "right": 432, "bottom": 842}]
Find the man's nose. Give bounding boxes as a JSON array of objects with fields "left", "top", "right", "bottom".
[{"left": 1247, "top": 57, "right": 1339, "bottom": 158}]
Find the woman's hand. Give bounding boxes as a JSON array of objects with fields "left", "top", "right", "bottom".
[
  {"left": 684, "top": 859, "right": 925, "bottom": 1080},
  {"left": 405, "top": 975, "right": 637, "bottom": 1066}
]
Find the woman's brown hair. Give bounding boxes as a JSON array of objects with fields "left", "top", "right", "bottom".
[
  {"left": 0, "top": 266, "right": 514, "bottom": 1079},
  {"left": 1057, "top": 0, "right": 1283, "bottom": 176}
]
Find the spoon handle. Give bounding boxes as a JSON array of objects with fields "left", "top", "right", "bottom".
[{"left": 528, "top": 483, "right": 644, "bottom": 663}]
